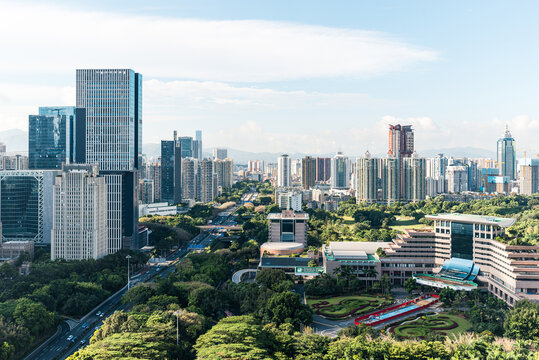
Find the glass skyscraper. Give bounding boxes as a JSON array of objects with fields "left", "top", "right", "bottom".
[
  {"left": 28, "top": 106, "right": 75, "bottom": 170},
  {"left": 76, "top": 69, "right": 142, "bottom": 252},
  {"left": 178, "top": 136, "right": 194, "bottom": 158},
  {"left": 0, "top": 170, "right": 55, "bottom": 244},
  {"left": 497, "top": 125, "right": 516, "bottom": 180}
]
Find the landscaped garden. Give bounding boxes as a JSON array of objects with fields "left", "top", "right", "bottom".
[
  {"left": 389, "top": 216, "right": 428, "bottom": 232},
  {"left": 308, "top": 295, "right": 393, "bottom": 319},
  {"left": 389, "top": 312, "right": 471, "bottom": 339}
]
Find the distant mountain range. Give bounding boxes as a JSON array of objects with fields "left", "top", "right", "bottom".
[
  {"left": 0, "top": 129, "right": 496, "bottom": 162},
  {"left": 0, "top": 129, "right": 28, "bottom": 153},
  {"left": 143, "top": 144, "right": 496, "bottom": 164}
]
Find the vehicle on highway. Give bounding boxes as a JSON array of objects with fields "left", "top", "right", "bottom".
[
  {"left": 80, "top": 340, "right": 85, "bottom": 345},
  {"left": 81, "top": 323, "right": 87, "bottom": 328},
  {"left": 66, "top": 335, "right": 73, "bottom": 341},
  {"left": 72, "top": 336, "right": 77, "bottom": 342}
]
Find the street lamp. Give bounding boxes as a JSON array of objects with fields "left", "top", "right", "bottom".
[
  {"left": 174, "top": 310, "right": 182, "bottom": 345},
  {"left": 126, "top": 255, "right": 132, "bottom": 290}
]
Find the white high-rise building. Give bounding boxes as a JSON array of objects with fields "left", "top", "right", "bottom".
[
  {"left": 214, "top": 158, "right": 234, "bottom": 190},
  {"left": 277, "top": 191, "right": 302, "bottom": 212},
  {"left": 181, "top": 158, "right": 198, "bottom": 202},
  {"left": 51, "top": 164, "right": 107, "bottom": 260},
  {"left": 277, "top": 154, "right": 291, "bottom": 187},
  {"left": 291, "top": 159, "right": 302, "bottom": 179},
  {"left": 199, "top": 159, "right": 214, "bottom": 204},
  {"left": 446, "top": 165, "right": 469, "bottom": 193},
  {"left": 330, "top": 152, "right": 350, "bottom": 189}
]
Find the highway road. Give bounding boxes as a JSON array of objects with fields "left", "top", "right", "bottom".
[
  {"left": 26, "top": 239, "right": 200, "bottom": 360},
  {"left": 26, "top": 199, "right": 244, "bottom": 360}
]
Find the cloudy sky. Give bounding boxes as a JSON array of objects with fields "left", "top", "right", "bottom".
[{"left": 0, "top": 0, "right": 538, "bottom": 155}]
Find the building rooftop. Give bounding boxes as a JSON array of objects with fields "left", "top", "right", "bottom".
[
  {"left": 328, "top": 241, "right": 392, "bottom": 254},
  {"left": 425, "top": 213, "right": 515, "bottom": 228},
  {"left": 267, "top": 210, "right": 309, "bottom": 220},
  {"left": 261, "top": 242, "right": 305, "bottom": 251},
  {"left": 259, "top": 256, "right": 311, "bottom": 268}
]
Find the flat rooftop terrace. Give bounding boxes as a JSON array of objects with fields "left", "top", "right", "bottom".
[{"left": 426, "top": 213, "right": 515, "bottom": 228}]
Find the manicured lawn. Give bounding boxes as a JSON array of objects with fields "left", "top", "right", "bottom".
[
  {"left": 389, "top": 313, "right": 472, "bottom": 339},
  {"left": 308, "top": 295, "right": 393, "bottom": 320},
  {"left": 390, "top": 216, "right": 429, "bottom": 232}
]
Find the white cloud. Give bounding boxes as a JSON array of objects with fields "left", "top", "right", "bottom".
[{"left": 0, "top": 3, "right": 436, "bottom": 82}]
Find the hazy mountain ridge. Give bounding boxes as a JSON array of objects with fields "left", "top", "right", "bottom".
[{"left": 0, "top": 130, "right": 496, "bottom": 162}]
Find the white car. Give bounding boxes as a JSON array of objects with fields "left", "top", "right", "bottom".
[{"left": 66, "top": 335, "right": 73, "bottom": 341}]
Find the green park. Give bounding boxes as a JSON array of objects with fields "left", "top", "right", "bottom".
[
  {"left": 308, "top": 295, "right": 392, "bottom": 319},
  {"left": 389, "top": 312, "right": 472, "bottom": 339}
]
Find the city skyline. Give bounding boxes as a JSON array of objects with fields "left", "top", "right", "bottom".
[{"left": 0, "top": 1, "right": 538, "bottom": 154}]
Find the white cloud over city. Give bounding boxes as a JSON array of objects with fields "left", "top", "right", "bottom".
[
  {"left": 0, "top": 2, "right": 536, "bottom": 155},
  {"left": 0, "top": 3, "right": 436, "bottom": 82}
]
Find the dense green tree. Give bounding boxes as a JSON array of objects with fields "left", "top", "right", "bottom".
[
  {"left": 504, "top": 299, "right": 539, "bottom": 340},
  {"left": 403, "top": 277, "right": 418, "bottom": 293},
  {"left": 194, "top": 316, "right": 273, "bottom": 360},
  {"left": 255, "top": 269, "right": 292, "bottom": 292},
  {"left": 262, "top": 292, "right": 312, "bottom": 329},
  {"left": 188, "top": 286, "right": 224, "bottom": 316}
]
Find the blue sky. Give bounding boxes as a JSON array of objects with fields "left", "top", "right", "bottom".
[{"left": 0, "top": 0, "right": 538, "bottom": 155}]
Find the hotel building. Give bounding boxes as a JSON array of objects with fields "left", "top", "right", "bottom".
[{"left": 322, "top": 213, "right": 539, "bottom": 306}]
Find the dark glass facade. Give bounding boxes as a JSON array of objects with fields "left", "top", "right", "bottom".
[
  {"left": 28, "top": 107, "right": 75, "bottom": 170},
  {"left": 179, "top": 137, "right": 193, "bottom": 158},
  {"left": 450, "top": 222, "right": 474, "bottom": 260},
  {"left": 161, "top": 140, "right": 175, "bottom": 203},
  {"left": 0, "top": 176, "right": 39, "bottom": 240}
]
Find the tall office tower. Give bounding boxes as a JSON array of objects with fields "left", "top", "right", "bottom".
[
  {"left": 28, "top": 106, "right": 75, "bottom": 170},
  {"left": 0, "top": 170, "right": 55, "bottom": 244},
  {"left": 381, "top": 157, "right": 400, "bottom": 204},
  {"left": 181, "top": 158, "right": 198, "bottom": 201},
  {"left": 213, "top": 148, "right": 228, "bottom": 160},
  {"left": 139, "top": 179, "right": 155, "bottom": 204},
  {"left": 519, "top": 159, "right": 539, "bottom": 195},
  {"left": 214, "top": 158, "right": 234, "bottom": 190},
  {"left": 291, "top": 159, "right": 302, "bottom": 179},
  {"left": 467, "top": 160, "right": 480, "bottom": 192},
  {"left": 194, "top": 130, "right": 203, "bottom": 160},
  {"left": 0, "top": 143, "right": 5, "bottom": 155},
  {"left": 277, "top": 154, "right": 291, "bottom": 187},
  {"left": 51, "top": 164, "right": 107, "bottom": 260},
  {"left": 426, "top": 153, "right": 448, "bottom": 195},
  {"left": 248, "top": 160, "right": 257, "bottom": 172},
  {"left": 301, "top": 156, "right": 316, "bottom": 189},
  {"left": 76, "top": 69, "right": 142, "bottom": 252},
  {"left": 446, "top": 165, "right": 469, "bottom": 193},
  {"left": 160, "top": 140, "right": 174, "bottom": 203},
  {"left": 330, "top": 152, "right": 350, "bottom": 189},
  {"left": 388, "top": 124, "right": 414, "bottom": 158},
  {"left": 316, "top": 157, "right": 331, "bottom": 182},
  {"left": 149, "top": 161, "right": 161, "bottom": 202},
  {"left": 432, "top": 154, "right": 448, "bottom": 179},
  {"left": 198, "top": 159, "right": 214, "bottom": 203},
  {"left": 403, "top": 156, "right": 426, "bottom": 202},
  {"left": 178, "top": 136, "right": 194, "bottom": 158},
  {"left": 356, "top": 151, "right": 379, "bottom": 203},
  {"left": 497, "top": 125, "right": 516, "bottom": 180},
  {"left": 160, "top": 132, "right": 182, "bottom": 204}
]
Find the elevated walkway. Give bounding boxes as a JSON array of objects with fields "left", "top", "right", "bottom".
[{"left": 232, "top": 269, "right": 257, "bottom": 284}]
